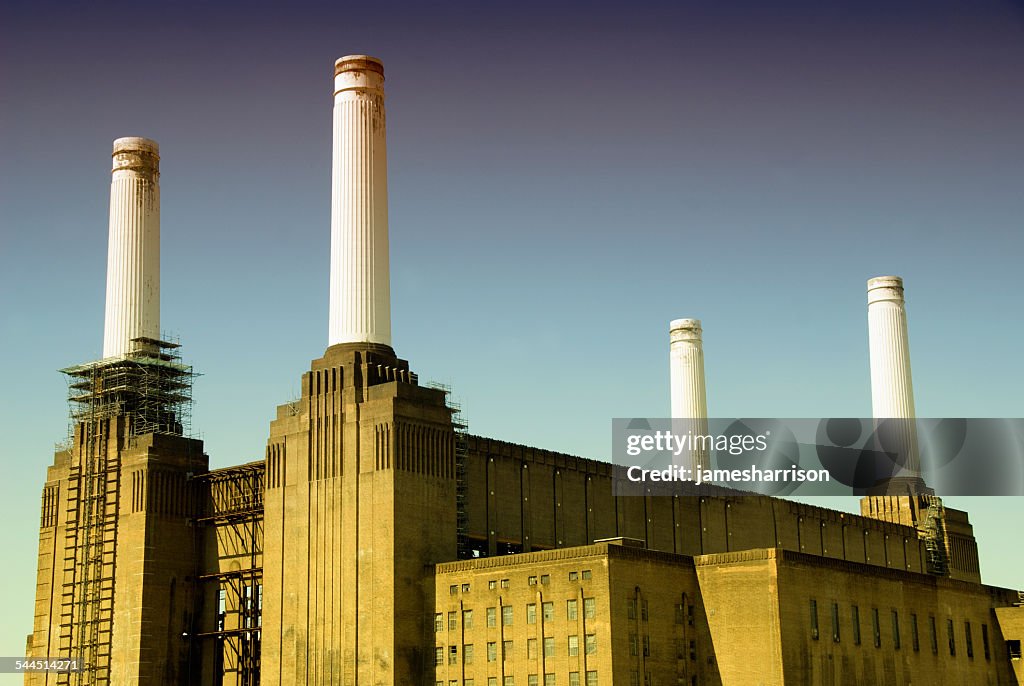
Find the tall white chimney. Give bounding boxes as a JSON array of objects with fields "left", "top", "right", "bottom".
[
  {"left": 329, "top": 55, "right": 392, "bottom": 348},
  {"left": 670, "top": 318, "right": 709, "bottom": 472},
  {"left": 102, "top": 137, "right": 161, "bottom": 358},
  {"left": 867, "top": 276, "right": 921, "bottom": 476}
]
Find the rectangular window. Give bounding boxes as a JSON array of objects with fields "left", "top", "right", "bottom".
[
  {"left": 585, "top": 671, "right": 597, "bottom": 686},
  {"left": 569, "top": 673, "right": 579, "bottom": 686},
  {"left": 449, "top": 611, "right": 457, "bottom": 631},
  {"left": 627, "top": 598, "right": 637, "bottom": 620},
  {"left": 1008, "top": 639, "right": 1022, "bottom": 660},
  {"left": 582, "top": 570, "right": 592, "bottom": 580},
  {"left": 490, "top": 679, "right": 498, "bottom": 686},
  {"left": 630, "top": 673, "right": 639, "bottom": 686},
  {"left": 568, "top": 635, "right": 579, "bottom": 657},
  {"left": 527, "top": 604, "right": 537, "bottom": 625},
  {"left": 911, "top": 613, "right": 920, "bottom": 652},
  {"left": 687, "top": 604, "right": 695, "bottom": 627},
  {"left": 450, "top": 585, "right": 458, "bottom": 595},
  {"left": 528, "top": 638, "right": 538, "bottom": 660},
  {"left": 449, "top": 645, "right": 458, "bottom": 665},
  {"left": 501, "top": 579, "right": 510, "bottom": 589},
  {"left": 544, "top": 676, "right": 555, "bottom": 686},
  {"left": 892, "top": 610, "right": 901, "bottom": 650},
  {"left": 965, "top": 622, "right": 974, "bottom": 658},
  {"left": 674, "top": 604, "right": 685, "bottom": 624},
  {"left": 504, "top": 678, "right": 515, "bottom": 686},
  {"left": 585, "top": 634, "right": 596, "bottom": 655},
  {"left": 584, "top": 598, "right": 596, "bottom": 619},
  {"left": 528, "top": 676, "right": 538, "bottom": 686},
  {"left": 503, "top": 640, "right": 513, "bottom": 661},
  {"left": 544, "top": 637, "right": 555, "bottom": 658},
  {"left": 503, "top": 606, "right": 513, "bottom": 626},
  {"left": 528, "top": 576, "right": 538, "bottom": 586},
  {"left": 569, "top": 571, "right": 579, "bottom": 581},
  {"left": 434, "top": 613, "right": 443, "bottom": 633},
  {"left": 464, "top": 609, "right": 474, "bottom": 629},
  {"left": 852, "top": 605, "right": 861, "bottom": 645},
  {"left": 487, "top": 607, "right": 497, "bottom": 628},
  {"left": 567, "top": 599, "right": 578, "bottom": 621},
  {"left": 872, "top": 608, "right": 881, "bottom": 648},
  {"left": 463, "top": 583, "right": 471, "bottom": 593},
  {"left": 464, "top": 644, "right": 474, "bottom": 665},
  {"left": 542, "top": 602, "right": 554, "bottom": 621},
  {"left": 487, "top": 641, "right": 497, "bottom": 662},
  {"left": 541, "top": 574, "right": 550, "bottom": 585},
  {"left": 810, "top": 599, "right": 819, "bottom": 640},
  {"left": 982, "top": 624, "right": 991, "bottom": 660},
  {"left": 641, "top": 599, "right": 648, "bottom": 621},
  {"left": 489, "top": 580, "right": 497, "bottom": 590},
  {"left": 629, "top": 633, "right": 638, "bottom": 656},
  {"left": 642, "top": 635, "right": 650, "bottom": 657},
  {"left": 948, "top": 618, "right": 956, "bottom": 656},
  {"left": 435, "top": 646, "right": 444, "bottom": 665},
  {"left": 831, "top": 602, "right": 840, "bottom": 642}
]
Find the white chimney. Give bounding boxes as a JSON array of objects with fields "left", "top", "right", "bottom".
[
  {"left": 670, "top": 318, "right": 709, "bottom": 472},
  {"left": 102, "top": 137, "right": 161, "bottom": 358},
  {"left": 867, "top": 276, "right": 921, "bottom": 476},
  {"left": 329, "top": 55, "right": 392, "bottom": 347}
]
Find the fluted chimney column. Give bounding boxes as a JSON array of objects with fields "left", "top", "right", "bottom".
[
  {"left": 670, "top": 318, "right": 709, "bottom": 472},
  {"left": 102, "top": 137, "right": 160, "bottom": 358},
  {"left": 867, "top": 276, "right": 921, "bottom": 476},
  {"left": 329, "top": 55, "right": 392, "bottom": 347}
]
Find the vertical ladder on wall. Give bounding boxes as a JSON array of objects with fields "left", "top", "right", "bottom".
[{"left": 920, "top": 495, "right": 948, "bottom": 577}]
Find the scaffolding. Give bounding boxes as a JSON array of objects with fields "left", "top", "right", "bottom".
[
  {"left": 918, "top": 494, "right": 948, "bottom": 577},
  {"left": 427, "top": 383, "right": 471, "bottom": 559},
  {"left": 57, "top": 337, "right": 194, "bottom": 685},
  {"left": 190, "top": 462, "right": 264, "bottom": 686}
]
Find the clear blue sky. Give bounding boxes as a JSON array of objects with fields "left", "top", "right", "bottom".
[{"left": 1, "top": 0, "right": 1022, "bottom": 669}]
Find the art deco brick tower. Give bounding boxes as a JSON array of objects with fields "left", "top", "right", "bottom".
[
  {"left": 260, "top": 56, "right": 458, "bottom": 684},
  {"left": 25, "top": 138, "right": 206, "bottom": 684}
]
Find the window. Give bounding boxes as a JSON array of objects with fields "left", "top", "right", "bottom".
[
  {"left": 982, "top": 624, "right": 991, "bottom": 660},
  {"left": 450, "top": 585, "right": 458, "bottom": 596},
  {"left": 528, "top": 676, "right": 538, "bottom": 686},
  {"left": 569, "top": 571, "right": 578, "bottom": 581},
  {"left": 582, "top": 570, "right": 592, "bottom": 580},
  {"left": 527, "top": 604, "right": 537, "bottom": 624},
  {"left": 911, "top": 613, "right": 920, "bottom": 652},
  {"left": 467, "top": 680, "right": 474, "bottom": 686},
  {"left": 567, "top": 599, "right": 578, "bottom": 621},
  {"left": 489, "top": 679, "right": 498, "bottom": 686},
  {"left": 872, "top": 608, "right": 881, "bottom": 648},
  {"left": 503, "top": 606, "right": 513, "bottom": 626},
  {"left": 585, "top": 634, "right": 596, "bottom": 655},
  {"left": 585, "top": 671, "right": 597, "bottom": 686},
  {"left": 852, "top": 605, "right": 861, "bottom": 645},
  {"left": 464, "top": 644, "right": 474, "bottom": 665},
  {"left": 504, "top": 678, "right": 515, "bottom": 686},
  {"left": 463, "top": 584, "right": 471, "bottom": 593},
  {"left": 501, "top": 579, "right": 510, "bottom": 589},
  {"left": 434, "top": 613, "right": 443, "bottom": 633},
  {"left": 541, "top": 574, "right": 550, "bottom": 585},
  {"left": 929, "top": 615, "right": 938, "bottom": 654},
  {"left": 674, "top": 604, "right": 685, "bottom": 624},
  {"left": 217, "top": 589, "right": 226, "bottom": 631},
  {"left": 542, "top": 602, "right": 554, "bottom": 621},
  {"left": 948, "top": 618, "right": 956, "bottom": 656},
  {"left": 584, "top": 598, "right": 596, "bottom": 619},
  {"left": 464, "top": 610, "right": 474, "bottom": 629},
  {"left": 831, "top": 602, "right": 840, "bottom": 642},
  {"left": 487, "top": 607, "right": 497, "bottom": 628},
  {"left": 503, "top": 640, "right": 513, "bottom": 661},
  {"left": 449, "top": 645, "right": 458, "bottom": 665},
  {"left": 487, "top": 641, "right": 497, "bottom": 662},
  {"left": 544, "top": 637, "right": 555, "bottom": 658},
  {"left": 965, "top": 622, "right": 974, "bottom": 658},
  {"left": 449, "top": 612, "right": 457, "bottom": 631},
  {"left": 528, "top": 638, "right": 538, "bottom": 660},
  {"left": 1008, "top": 639, "right": 1022, "bottom": 660},
  {"left": 687, "top": 604, "right": 694, "bottom": 627},
  {"left": 892, "top": 610, "right": 901, "bottom": 650},
  {"left": 627, "top": 598, "right": 637, "bottom": 620},
  {"left": 435, "top": 646, "right": 444, "bottom": 665},
  {"left": 489, "top": 580, "right": 497, "bottom": 590},
  {"left": 642, "top": 635, "right": 650, "bottom": 657},
  {"left": 545, "top": 675, "right": 555, "bottom": 686},
  {"left": 629, "top": 633, "right": 638, "bottom": 656},
  {"left": 810, "top": 599, "right": 819, "bottom": 640},
  {"left": 529, "top": 576, "right": 538, "bottom": 586},
  {"left": 640, "top": 600, "right": 648, "bottom": 621},
  {"left": 689, "top": 639, "right": 697, "bottom": 661},
  {"left": 569, "top": 673, "right": 579, "bottom": 686},
  {"left": 568, "top": 635, "right": 579, "bottom": 657},
  {"left": 630, "top": 673, "right": 639, "bottom": 686}
]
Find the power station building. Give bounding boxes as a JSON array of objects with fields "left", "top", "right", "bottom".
[{"left": 24, "top": 55, "right": 1024, "bottom": 686}]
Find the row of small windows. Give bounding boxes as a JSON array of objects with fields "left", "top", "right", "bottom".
[
  {"left": 448, "top": 571, "right": 594, "bottom": 596},
  {"left": 809, "top": 599, "right": 991, "bottom": 660},
  {"left": 434, "top": 672, "right": 597, "bottom": 686},
  {"left": 435, "top": 636, "right": 598, "bottom": 665},
  {"left": 436, "top": 599, "right": 597, "bottom": 632}
]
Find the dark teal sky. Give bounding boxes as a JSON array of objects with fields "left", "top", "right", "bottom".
[{"left": 1, "top": 0, "right": 1022, "bottom": 665}]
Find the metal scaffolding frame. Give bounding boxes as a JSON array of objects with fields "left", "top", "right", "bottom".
[
  {"left": 190, "top": 462, "right": 265, "bottom": 686},
  {"left": 57, "top": 337, "right": 194, "bottom": 685}
]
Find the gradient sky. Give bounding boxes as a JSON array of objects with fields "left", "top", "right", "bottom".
[{"left": 1, "top": 0, "right": 1022, "bottom": 670}]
